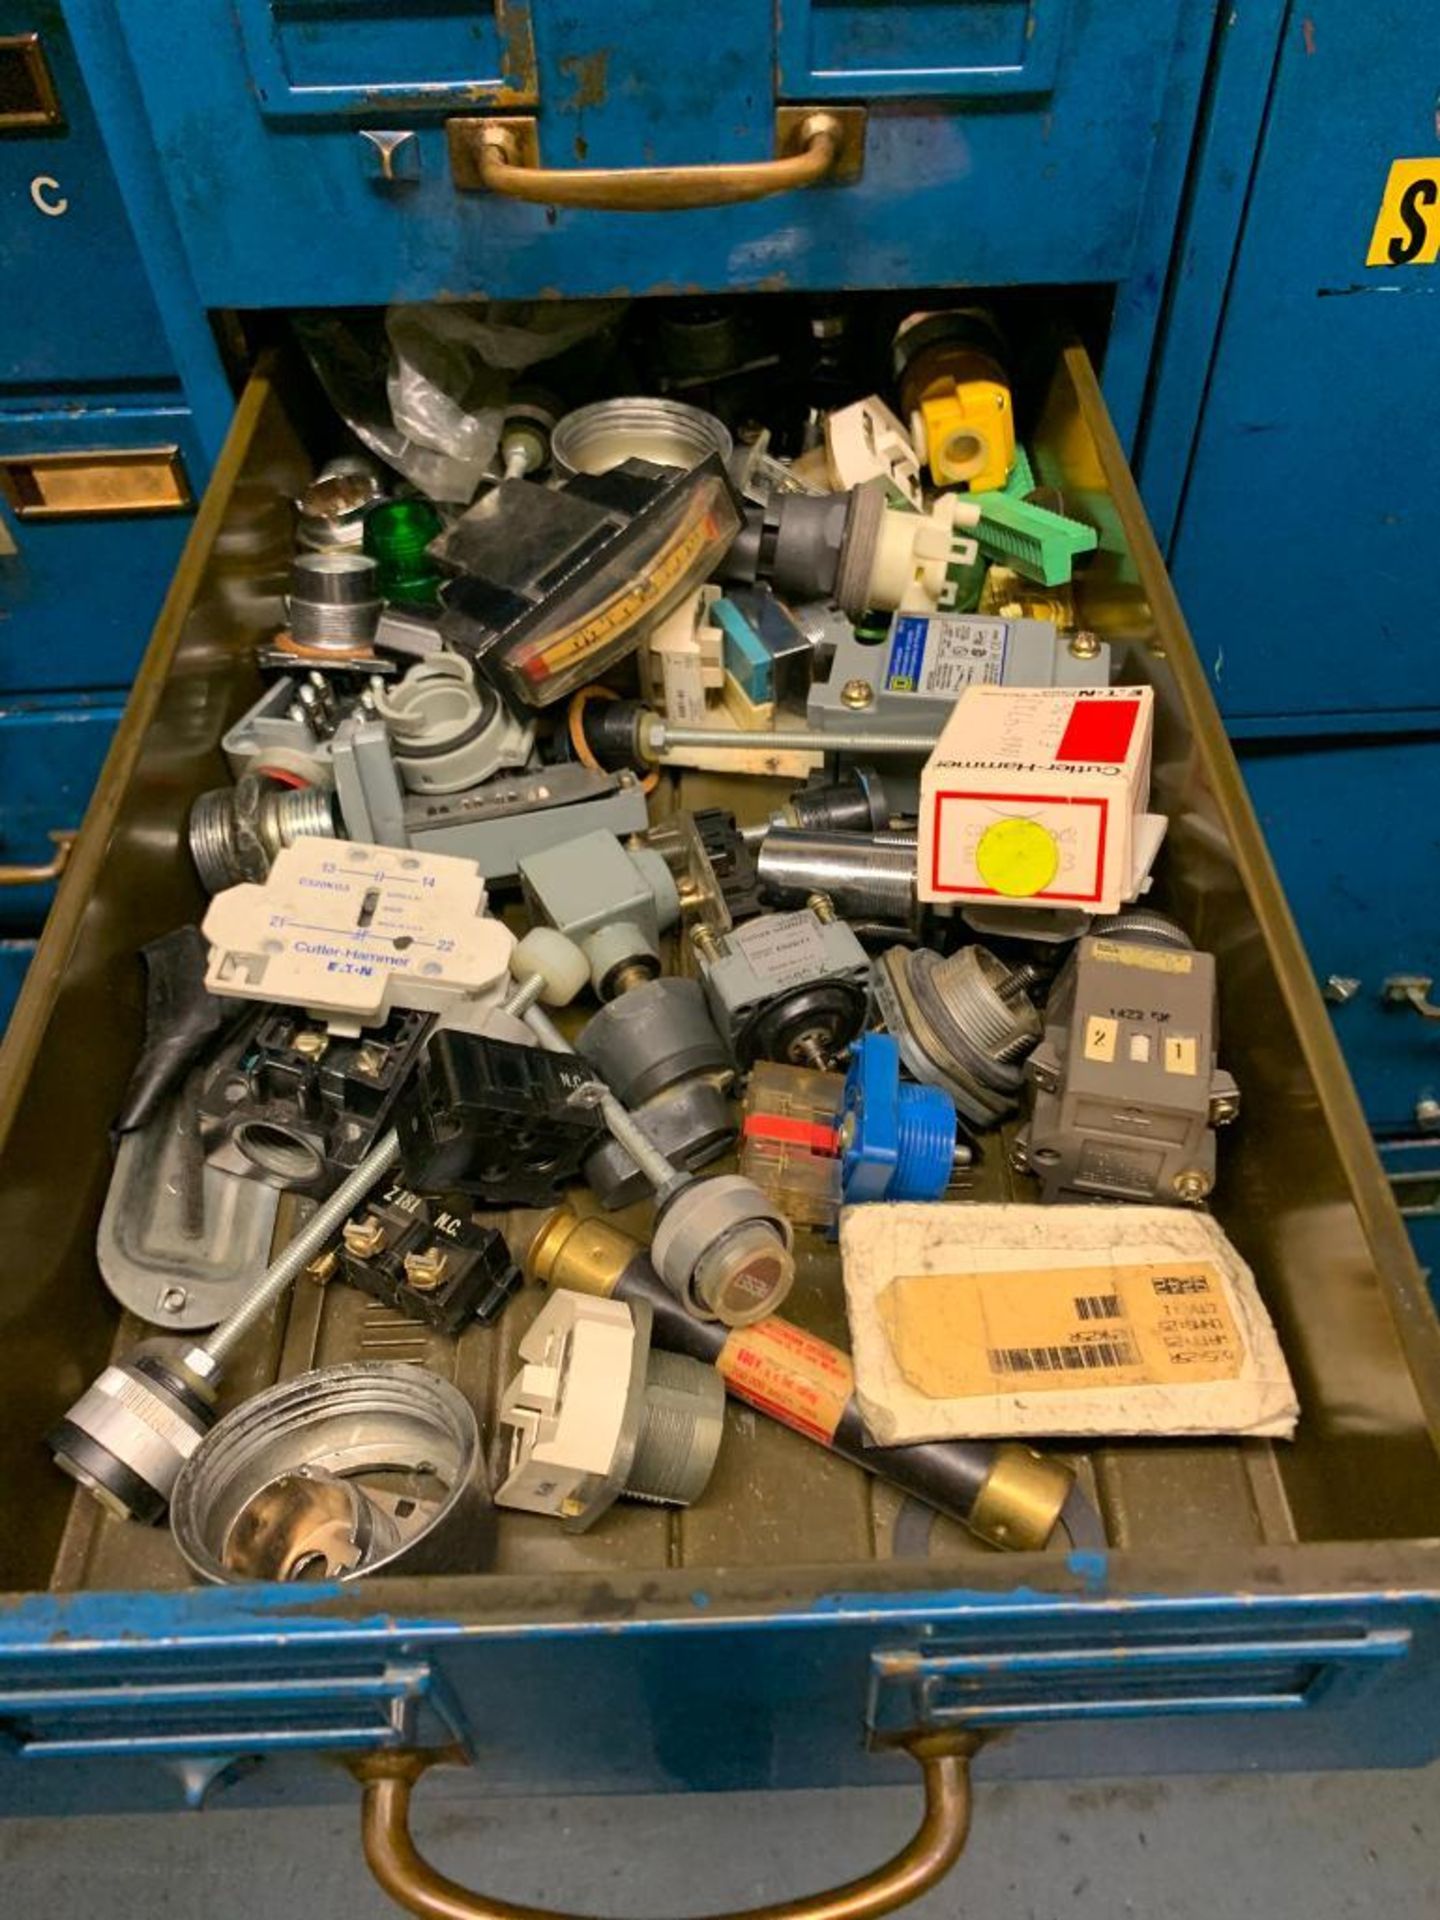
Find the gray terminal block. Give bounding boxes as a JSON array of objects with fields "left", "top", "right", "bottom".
[
  {"left": 807, "top": 613, "right": 1110, "bottom": 737},
  {"left": 520, "top": 829, "right": 680, "bottom": 999},
  {"left": 1015, "top": 916, "right": 1240, "bottom": 1207},
  {"left": 696, "top": 907, "right": 870, "bottom": 1070},
  {"left": 223, "top": 678, "right": 333, "bottom": 783}
]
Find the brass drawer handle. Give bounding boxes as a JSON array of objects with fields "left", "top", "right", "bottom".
[
  {"left": 355, "top": 1734, "right": 976, "bottom": 1920},
  {"left": 1382, "top": 975, "right": 1440, "bottom": 1022},
  {"left": 448, "top": 107, "right": 865, "bottom": 212},
  {"left": 0, "top": 830, "right": 76, "bottom": 887}
]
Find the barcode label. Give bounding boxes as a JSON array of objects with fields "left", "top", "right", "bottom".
[
  {"left": 988, "top": 1337, "right": 1141, "bottom": 1374},
  {"left": 1074, "top": 1293, "right": 1123, "bottom": 1321}
]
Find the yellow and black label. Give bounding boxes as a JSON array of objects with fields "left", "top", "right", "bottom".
[{"left": 1367, "top": 159, "right": 1440, "bottom": 266}]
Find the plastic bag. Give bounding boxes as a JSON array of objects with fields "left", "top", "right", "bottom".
[{"left": 297, "top": 300, "right": 628, "bottom": 505}]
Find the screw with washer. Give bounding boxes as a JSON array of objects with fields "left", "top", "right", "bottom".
[{"left": 1173, "top": 1169, "right": 1212, "bottom": 1203}]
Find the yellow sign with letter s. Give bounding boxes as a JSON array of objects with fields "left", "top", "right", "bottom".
[{"left": 1367, "top": 159, "right": 1440, "bottom": 265}]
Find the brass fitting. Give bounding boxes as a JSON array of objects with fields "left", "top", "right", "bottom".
[
  {"left": 967, "top": 1443, "right": 1074, "bottom": 1552},
  {"left": 524, "top": 1204, "right": 637, "bottom": 1299}
]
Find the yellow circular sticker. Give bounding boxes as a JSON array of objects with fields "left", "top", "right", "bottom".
[{"left": 975, "top": 818, "right": 1059, "bottom": 897}]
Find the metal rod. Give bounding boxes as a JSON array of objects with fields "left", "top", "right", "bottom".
[
  {"left": 645, "top": 718, "right": 934, "bottom": 759},
  {"left": 201, "top": 1129, "right": 401, "bottom": 1366},
  {"left": 501, "top": 973, "right": 546, "bottom": 1019},
  {"left": 518, "top": 1001, "right": 686, "bottom": 1201}
]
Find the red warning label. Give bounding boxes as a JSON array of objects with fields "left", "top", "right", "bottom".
[{"left": 1054, "top": 697, "right": 1141, "bottom": 765}]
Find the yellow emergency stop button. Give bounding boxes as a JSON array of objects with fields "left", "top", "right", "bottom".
[{"left": 975, "top": 817, "right": 1059, "bottom": 896}]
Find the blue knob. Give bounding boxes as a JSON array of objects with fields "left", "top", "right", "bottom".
[{"left": 840, "top": 1033, "right": 958, "bottom": 1204}]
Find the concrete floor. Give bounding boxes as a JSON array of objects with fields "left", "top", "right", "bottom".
[{"left": 3, "top": 1765, "right": 1436, "bottom": 1918}]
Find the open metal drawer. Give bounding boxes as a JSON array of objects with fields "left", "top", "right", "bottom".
[{"left": 2, "top": 338, "right": 1439, "bottom": 1858}]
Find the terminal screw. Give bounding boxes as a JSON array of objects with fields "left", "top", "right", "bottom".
[
  {"left": 343, "top": 1216, "right": 388, "bottom": 1259},
  {"left": 840, "top": 678, "right": 874, "bottom": 709},
  {"left": 1173, "top": 1170, "right": 1212, "bottom": 1204},
  {"left": 402, "top": 1246, "right": 450, "bottom": 1293},
  {"left": 1067, "top": 630, "right": 1102, "bottom": 660}
]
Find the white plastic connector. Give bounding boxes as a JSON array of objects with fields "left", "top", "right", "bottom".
[
  {"left": 496, "top": 1294, "right": 639, "bottom": 1523},
  {"left": 867, "top": 495, "right": 983, "bottom": 612},
  {"left": 825, "top": 396, "right": 922, "bottom": 506},
  {"left": 202, "top": 839, "right": 515, "bottom": 1033}
]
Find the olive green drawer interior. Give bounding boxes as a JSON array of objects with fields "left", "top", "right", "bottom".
[{"left": 3, "top": 302, "right": 1439, "bottom": 1611}]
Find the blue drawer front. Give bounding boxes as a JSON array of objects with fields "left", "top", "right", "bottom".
[
  {"left": 1238, "top": 742, "right": 1440, "bottom": 1137},
  {"left": 0, "top": 400, "right": 198, "bottom": 694},
  {"left": 0, "top": 2, "right": 177, "bottom": 387},
  {"left": 0, "top": 1582, "right": 1435, "bottom": 1814},
  {"left": 0, "top": 694, "right": 122, "bottom": 933},
  {"left": 1160, "top": 2, "right": 1440, "bottom": 734},
  {"left": 102, "top": 1, "right": 1188, "bottom": 304},
  {"left": 776, "top": 0, "right": 1070, "bottom": 100}
]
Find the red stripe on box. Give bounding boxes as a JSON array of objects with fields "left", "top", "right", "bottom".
[{"left": 1054, "top": 698, "right": 1140, "bottom": 764}]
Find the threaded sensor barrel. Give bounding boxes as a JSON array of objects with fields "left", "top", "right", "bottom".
[
  {"left": 627, "top": 1350, "right": 727, "bottom": 1505},
  {"left": 288, "top": 551, "right": 382, "bottom": 649}
]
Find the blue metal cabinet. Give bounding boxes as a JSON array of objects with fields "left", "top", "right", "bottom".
[
  {"left": 0, "top": 4, "right": 174, "bottom": 386},
  {"left": 0, "top": 1, "right": 230, "bottom": 1022},
  {"left": 1238, "top": 739, "right": 1440, "bottom": 1282},
  {"left": 1140, "top": 1, "right": 1440, "bottom": 738},
  {"left": 0, "top": 693, "right": 123, "bottom": 933},
  {"left": 1138, "top": 3, "right": 1440, "bottom": 1275},
  {"left": 1238, "top": 742, "right": 1440, "bottom": 1139},
  {"left": 0, "top": 402, "right": 202, "bottom": 693}
]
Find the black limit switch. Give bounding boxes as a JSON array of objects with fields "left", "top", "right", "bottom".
[
  {"left": 396, "top": 1031, "right": 605, "bottom": 1206},
  {"left": 339, "top": 1183, "right": 520, "bottom": 1335}
]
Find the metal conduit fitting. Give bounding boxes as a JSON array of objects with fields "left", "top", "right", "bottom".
[
  {"left": 189, "top": 775, "right": 338, "bottom": 890},
  {"left": 1089, "top": 910, "right": 1192, "bottom": 948},
  {"left": 873, "top": 942, "right": 1044, "bottom": 1127},
  {"left": 287, "top": 550, "right": 382, "bottom": 650}
]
